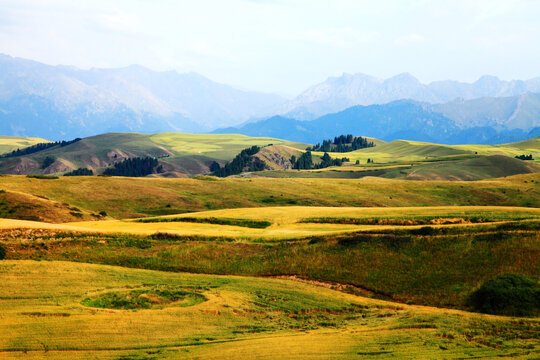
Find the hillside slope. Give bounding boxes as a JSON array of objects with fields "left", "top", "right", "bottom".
[
  {"left": 0, "top": 133, "right": 308, "bottom": 176},
  {"left": 0, "top": 189, "right": 99, "bottom": 222}
]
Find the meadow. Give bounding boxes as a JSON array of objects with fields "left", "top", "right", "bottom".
[
  {"left": 2, "top": 215, "right": 538, "bottom": 309},
  {"left": 313, "top": 137, "right": 540, "bottom": 164},
  {"left": 0, "top": 205, "right": 533, "bottom": 240},
  {"left": 0, "top": 260, "right": 538, "bottom": 359},
  {"left": 0, "top": 173, "right": 538, "bottom": 220}
]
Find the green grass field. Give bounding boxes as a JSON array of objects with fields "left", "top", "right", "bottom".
[
  {"left": 258, "top": 155, "right": 539, "bottom": 180},
  {"left": 0, "top": 136, "right": 50, "bottom": 154},
  {"left": 0, "top": 173, "right": 538, "bottom": 220},
  {"left": 315, "top": 138, "right": 540, "bottom": 164},
  {"left": 0, "top": 260, "right": 537, "bottom": 359}
]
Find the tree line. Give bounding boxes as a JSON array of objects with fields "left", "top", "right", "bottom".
[
  {"left": 103, "top": 157, "right": 161, "bottom": 177},
  {"left": 306, "top": 134, "right": 374, "bottom": 153},
  {"left": 515, "top": 154, "right": 534, "bottom": 160},
  {"left": 212, "top": 146, "right": 265, "bottom": 177},
  {"left": 0, "top": 138, "right": 82, "bottom": 158},
  {"left": 290, "top": 151, "right": 349, "bottom": 170}
]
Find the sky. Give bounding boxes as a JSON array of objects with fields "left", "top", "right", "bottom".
[{"left": 0, "top": 0, "right": 539, "bottom": 95}]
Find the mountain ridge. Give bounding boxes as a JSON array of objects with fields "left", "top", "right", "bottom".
[
  {"left": 1, "top": 54, "right": 539, "bottom": 141},
  {"left": 282, "top": 72, "right": 540, "bottom": 119},
  {"left": 217, "top": 95, "right": 540, "bottom": 144},
  {"left": 0, "top": 54, "right": 285, "bottom": 139}
]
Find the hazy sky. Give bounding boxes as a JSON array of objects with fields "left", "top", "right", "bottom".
[{"left": 0, "top": 0, "right": 539, "bottom": 94}]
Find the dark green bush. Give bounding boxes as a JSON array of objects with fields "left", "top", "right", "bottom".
[
  {"left": 468, "top": 274, "right": 540, "bottom": 316},
  {"left": 0, "top": 243, "right": 5, "bottom": 260},
  {"left": 64, "top": 168, "right": 94, "bottom": 176},
  {"left": 26, "top": 175, "right": 59, "bottom": 180},
  {"left": 410, "top": 226, "right": 436, "bottom": 235}
]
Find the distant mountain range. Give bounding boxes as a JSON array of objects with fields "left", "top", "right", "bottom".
[
  {"left": 281, "top": 72, "right": 540, "bottom": 119},
  {"left": 217, "top": 93, "right": 540, "bottom": 144},
  {"left": 0, "top": 54, "right": 284, "bottom": 139},
  {"left": 0, "top": 54, "right": 539, "bottom": 143}
]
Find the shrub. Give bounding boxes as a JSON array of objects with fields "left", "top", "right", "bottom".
[
  {"left": 64, "top": 168, "right": 94, "bottom": 176},
  {"left": 410, "top": 226, "right": 436, "bottom": 235},
  {"left": 26, "top": 175, "right": 59, "bottom": 180},
  {"left": 0, "top": 243, "right": 5, "bottom": 260},
  {"left": 468, "top": 274, "right": 540, "bottom": 316}
]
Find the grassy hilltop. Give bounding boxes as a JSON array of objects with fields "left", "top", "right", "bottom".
[{"left": 0, "top": 135, "right": 50, "bottom": 154}]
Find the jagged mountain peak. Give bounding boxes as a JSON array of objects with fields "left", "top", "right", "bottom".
[{"left": 281, "top": 72, "right": 540, "bottom": 118}]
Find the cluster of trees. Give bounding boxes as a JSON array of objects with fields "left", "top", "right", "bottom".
[
  {"left": 212, "top": 146, "right": 265, "bottom": 177},
  {"left": 0, "top": 138, "right": 81, "bottom": 158},
  {"left": 515, "top": 154, "right": 534, "bottom": 160},
  {"left": 306, "top": 134, "right": 375, "bottom": 153},
  {"left": 290, "top": 151, "right": 349, "bottom": 170},
  {"left": 103, "top": 157, "right": 160, "bottom": 177},
  {"left": 41, "top": 156, "right": 55, "bottom": 169},
  {"left": 290, "top": 151, "right": 313, "bottom": 170},
  {"left": 64, "top": 168, "right": 94, "bottom": 176},
  {"left": 317, "top": 152, "right": 349, "bottom": 168}
]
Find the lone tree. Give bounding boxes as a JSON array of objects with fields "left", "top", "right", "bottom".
[{"left": 209, "top": 161, "right": 221, "bottom": 172}]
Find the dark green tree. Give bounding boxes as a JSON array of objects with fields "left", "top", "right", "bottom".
[
  {"left": 209, "top": 161, "right": 221, "bottom": 172},
  {"left": 41, "top": 156, "right": 55, "bottom": 169},
  {"left": 213, "top": 146, "right": 264, "bottom": 177}
]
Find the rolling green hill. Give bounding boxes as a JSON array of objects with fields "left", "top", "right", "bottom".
[
  {"left": 316, "top": 137, "right": 540, "bottom": 164},
  {"left": 260, "top": 155, "right": 540, "bottom": 181},
  {"left": 0, "top": 133, "right": 538, "bottom": 180},
  {"left": 0, "top": 133, "right": 308, "bottom": 176}
]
